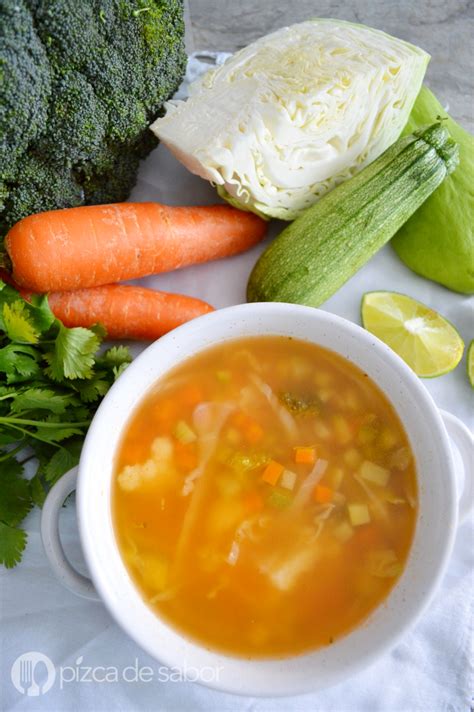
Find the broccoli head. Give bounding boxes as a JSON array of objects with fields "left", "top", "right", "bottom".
[{"left": 0, "top": 0, "right": 187, "bottom": 237}]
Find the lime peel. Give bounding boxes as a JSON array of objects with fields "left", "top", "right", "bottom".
[
  {"left": 361, "top": 291, "right": 464, "bottom": 378},
  {"left": 468, "top": 340, "right": 474, "bottom": 388}
]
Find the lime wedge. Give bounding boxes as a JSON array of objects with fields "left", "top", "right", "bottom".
[
  {"left": 361, "top": 291, "right": 464, "bottom": 378},
  {"left": 468, "top": 340, "right": 474, "bottom": 388}
]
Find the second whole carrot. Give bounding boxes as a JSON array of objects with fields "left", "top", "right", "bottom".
[
  {"left": 30, "top": 284, "right": 215, "bottom": 341},
  {"left": 6, "top": 202, "right": 268, "bottom": 292}
]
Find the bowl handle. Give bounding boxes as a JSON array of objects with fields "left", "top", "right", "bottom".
[
  {"left": 40, "top": 467, "right": 99, "bottom": 600},
  {"left": 440, "top": 410, "right": 474, "bottom": 524}
]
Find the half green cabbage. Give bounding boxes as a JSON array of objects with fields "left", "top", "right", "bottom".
[{"left": 151, "top": 19, "right": 429, "bottom": 220}]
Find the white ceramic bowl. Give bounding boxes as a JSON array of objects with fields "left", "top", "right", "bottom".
[{"left": 41, "top": 303, "right": 473, "bottom": 697}]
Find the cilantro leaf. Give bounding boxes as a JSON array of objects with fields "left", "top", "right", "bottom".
[
  {"left": 63, "top": 406, "right": 90, "bottom": 421},
  {"left": 0, "top": 281, "right": 134, "bottom": 567},
  {"left": 43, "top": 441, "right": 82, "bottom": 483},
  {"left": 0, "top": 458, "right": 23, "bottom": 477},
  {"left": 31, "top": 426, "right": 87, "bottom": 444},
  {"left": 10, "top": 388, "right": 76, "bottom": 415},
  {"left": 0, "top": 280, "right": 22, "bottom": 312},
  {"left": 0, "top": 522, "right": 27, "bottom": 568},
  {"left": 41, "top": 409, "right": 89, "bottom": 423},
  {"left": 89, "top": 323, "right": 107, "bottom": 340},
  {"left": 96, "top": 345, "right": 132, "bottom": 382},
  {"left": 46, "top": 325, "right": 100, "bottom": 380},
  {"left": 2, "top": 301, "right": 39, "bottom": 343},
  {"left": 113, "top": 362, "right": 129, "bottom": 379},
  {"left": 99, "top": 346, "right": 132, "bottom": 367},
  {"left": 0, "top": 463, "right": 31, "bottom": 526},
  {"left": 0, "top": 434, "right": 21, "bottom": 446},
  {"left": 0, "top": 426, "right": 21, "bottom": 445},
  {"left": 0, "top": 288, "right": 55, "bottom": 337},
  {"left": 29, "top": 475, "right": 46, "bottom": 507},
  {"left": 0, "top": 385, "right": 16, "bottom": 396},
  {"left": 0, "top": 344, "right": 41, "bottom": 382},
  {"left": 74, "top": 377, "right": 110, "bottom": 403},
  {"left": 27, "top": 294, "right": 56, "bottom": 333},
  {"left": 0, "top": 282, "right": 55, "bottom": 335}
]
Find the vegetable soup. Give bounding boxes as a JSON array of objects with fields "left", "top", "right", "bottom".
[{"left": 113, "top": 337, "right": 417, "bottom": 657}]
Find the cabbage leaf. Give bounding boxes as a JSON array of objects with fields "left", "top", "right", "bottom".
[{"left": 151, "top": 19, "right": 429, "bottom": 219}]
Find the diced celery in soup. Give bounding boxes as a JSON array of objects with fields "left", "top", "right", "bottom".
[{"left": 113, "top": 337, "right": 417, "bottom": 657}]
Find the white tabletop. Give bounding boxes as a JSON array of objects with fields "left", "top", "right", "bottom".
[{"left": 1, "top": 56, "right": 472, "bottom": 712}]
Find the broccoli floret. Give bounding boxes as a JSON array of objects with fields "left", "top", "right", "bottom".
[
  {"left": 0, "top": 1, "right": 51, "bottom": 178},
  {"left": 36, "top": 71, "right": 109, "bottom": 166},
  {"left": 279, "top": 391, "right": 322, "bottom": 417},
  {"left": 0, "top": 0, "right": 186, "bottom": 238},
  {"left": 0, "top": 154, "right": 84, "bottom": 235},
  {"left": 80, "top": 148, "right": 141, "bottom": 204}
]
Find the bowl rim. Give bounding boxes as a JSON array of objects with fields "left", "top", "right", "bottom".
[{"left": 77, "top": 302, "right": 457, "bottom": 697}]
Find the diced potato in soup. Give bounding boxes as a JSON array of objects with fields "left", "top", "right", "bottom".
[{"left": 113, "top": 337, "right": 417, "bottom": 657}]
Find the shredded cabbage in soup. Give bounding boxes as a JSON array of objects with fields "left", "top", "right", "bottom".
[{"left": 113, "top": 337, "right": 417, "bottom": 657}]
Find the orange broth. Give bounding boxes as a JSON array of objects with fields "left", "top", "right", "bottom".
[{"left": 113, "top": 337, "right": 417, "bottom": 657}]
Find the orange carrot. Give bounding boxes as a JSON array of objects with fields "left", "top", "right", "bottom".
[
  {"left": 42, "top": 284, "right": 214, "bottom": 340},
  {"left": 6, "top": 202, "right": 268, "bottom": 292},
  {"left": 313, "top": 485, "right": 334, "bottom": 504},
  {"left": 262, "top": 460, "right": 284, "bottom": 486},
  {"left": 3, "top": 268, "right": 213, "bottom": 340},
  {"left": 294, "top": 446, "right": 317, "bottom": 465}
]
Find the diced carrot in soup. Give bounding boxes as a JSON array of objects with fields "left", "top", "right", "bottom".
[
  {"left": 113, "top": 336, "right": 417, "bottom": 658},
  {"left": 313, "top": 485, "right": 334, "bottom": 504},
  {"left": 294, "top": 446, "right": 317, "bottom": 464},
  {"left": 262, "top": 460, "right": 284, "bottom": 485}
]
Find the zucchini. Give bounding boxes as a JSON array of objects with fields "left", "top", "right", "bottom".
[{"left": 247, "top": 123, "right": 459, "bottom": 306}]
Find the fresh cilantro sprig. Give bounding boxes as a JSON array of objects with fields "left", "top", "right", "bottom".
[{"left": 0, "top": 280, "right": 131, "bottom": 567}]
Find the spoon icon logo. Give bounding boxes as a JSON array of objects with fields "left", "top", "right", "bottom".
[{"left": 11, "top": 652, "right": 56, "bottom": 696}]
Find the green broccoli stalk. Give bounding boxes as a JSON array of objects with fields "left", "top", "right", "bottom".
[{"left": 0, "top": 0, "right": 187, "bottom": 238}]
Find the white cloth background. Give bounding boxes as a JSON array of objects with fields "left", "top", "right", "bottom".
[{"left": 1, "top": 55, "right": 473, "bottom": 712}]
